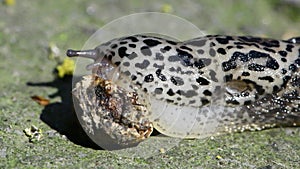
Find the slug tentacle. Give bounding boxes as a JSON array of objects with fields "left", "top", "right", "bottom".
[
  {"left": 66, "top": 49, "right": 98, "bottom": 60},
  {"left": 68, "top": 34, "right": 300, "bottom": 145}
]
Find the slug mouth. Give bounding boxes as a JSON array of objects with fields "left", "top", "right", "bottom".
[{"left": 72, "top": 74, "right": 153, "bottom": 150}]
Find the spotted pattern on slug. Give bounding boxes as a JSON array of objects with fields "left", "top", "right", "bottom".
[
  {"left": 87, "top": 35, "right": 300, "bottom": 107},
  {"left": 67, "top": 34, "right": 300, "bottom": 143}
]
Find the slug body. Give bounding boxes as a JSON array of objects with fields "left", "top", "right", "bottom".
[{"left": 68, "top": 35, "right": 300, "bottom": 145}]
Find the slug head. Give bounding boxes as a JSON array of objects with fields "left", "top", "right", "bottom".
[{"left": 67, "top": 48, "right": 118, "bottom": 80}]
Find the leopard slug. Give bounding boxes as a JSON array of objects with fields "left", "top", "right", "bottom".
[{"left": 67, "top": 35, "right": 300, "bottom": 146}]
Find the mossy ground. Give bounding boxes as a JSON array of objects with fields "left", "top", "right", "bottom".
[{"left": 0, "top": 0, "right": 300, "bottom": 168}]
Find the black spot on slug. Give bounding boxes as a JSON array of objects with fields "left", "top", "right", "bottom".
[
  {"left": 203, "top": 90, "right": 212, "bottom": 96},
  {"left": 135, "top": 60, "right": 150, "bottom": 69},
  {"left": 129, "top": 44, "right": 136, "bottom": 48},
  {"left": 226, "top": 100, "right": 240, "bottom": 105},
  {"left": 210, "top": 42, "right": 216, "bottom": 47},
  {"left": 233, "top": 52, "right": 248, "bottom": 62},
  {"left": 222, "top": 61, "right": 237, "bottom": 72},
  {"left": 281, "top": 68, "right": 287, "bottom": 74},
  {"left": 224, "top": 74, "right": 233, "bottom": 82},
  {"left": 176, "top": 90, "right": 182, "bottom": 95},
  {"left": 136, "top": 81, "right": 142, "bottom": 87},
  {"left": 273, "top": 85, "right": 280, "bottom": 93},
  {"left": 120, "top": 41, "right": 128, "bottom": 45},
  {"left": 143, "top": 39, "right": 162, "bottom": 47},
  {"left": 176, "top": 49, "right": 194, "bottom": 66},
  {"left": 289, "top": 64, "right": 297, "bottom": 72},
  {"left": 168, "top": 55, "right": 180, "bottom": 62},
  {"left": 166, "top": 99, "right": 174, "bottom": 103},
  {"left": 295, "top": 58, "right": 300, "bottom": 66},
  {"left": 201, "top": 98, "right": 210, "bottom": 105},
  {"left": 170, "top": 76, "right": 184, "bottom": 86},
  {"left": 291, "top": 76, "right": 300, "bottom": 87},
  {"left": 194, "top": 59, "right": 205, "bottom": 69},
  {"left": 286, "top": 44, "right": 294, "bottom": 52},
  {"left": 209, "top": 48, "right": 216, "bottom": 57},
  {"left": 278, "top": 50, "right": 287, "bottom": 57},
  {"left": 281, "top": 58, "right": 287, "bottom": 62},
  {"left": 127, "top": 52, "right": 138, "bottom": 60},
  {"left": 111, "top": 44, "right": 118, "bottom": 49},
  {"left": 196, "top": 77, "right": 210, "bottom": 85},
  {"left": 261, "top": 40, "right": 280, "bottom": 48},
  {"left": 144, "top": 74, "right": 154, "bottom": 82},
  {"left": 124, "top": 36, "right": 139, "bottom": 42},
  {"left": 175, "top": 90, "right": 197, "bottom": 98},
  {"left": 131, "top": 75, "right": 137, "bottom": 81},
  {"left": 155, "top": 53, "right": 164, "bottom": 61},
  {"left": 238, "top": 36, "right": 262, "bottom": 43},
  {"left": 216, "top": 38, "right": 229, "bottom": 44},
  {"left": 186, "top": 39, "right": 206, "bottom": 47},
  {"left": 122, "top": 62, "right": 130, "bottom": 67},
  {"left": 263, "top": 47, "right": 276, "bottom": 53},
  {"left": 156, "top": 69, "right": 167, "bottom": 81},
  {"left": 191, "top": 84, "right": 199, "bottom": 90},
  {"left": 224, "top": 50, "right": 279, "bottom": 72},
  {"left": 249, "top": 50, "right": 269, "bottom": 59},
  {"left": 282, "top": 76, "right": 291, "bottom": 88},
  {"left": 217, "top": 48, "right": 226, "bottom": 55},
  {"left": 201, "top": 58, "right": 212, "bottom": 66},
  {"left": 197, "top": 49, "right": 204, "bottom": 54},
  {"left": 107, "top": 55, "right": 112, "bottom": 60},
  {"left": 227, "top": 46, "right": 234, "bottom": 49},
  {"left": 189, "top": 100, "right": 196, "bottom": 105},
  {"left": 183, "top": 90, "right": 198, "bottom": 98},
  {"left": 140, "top": 46, "right": 152, "bottom": 56},
  {"left": 266, "top": 57, "right": 279, "bottom": 70},
  {"left": 209, "top": 70, "right": 218, "bottom": 82},
  {"left": 167, "top": 89, "right": 175, "bottom": 96},
  {"left": 154, "top": 88, "right": 163, "bottom": 94},
  {"left": 258, "top": 76, "right": 274, "bottom": 82},
  {"left": 234, "top": 42, "right": 260, "bottom": 48},
  {"left": 180, "top": 45, "right": 193, "bottom": 51},
  {"left": 118, "top": 47, "right": 129, "bottom": 58},
  {"left": 153, "top": 63, "right": 165, "bottom": 70},
  {"left": 238, "top": 36, "right": 280, "bottom": 47},
  {"left": 242, "top": 72, "right": 250, "bottom": 76},
  {"left": 111, "top": 51, "right": 115, "bottom": 56},
  {"left": 166, "top": 40, "right": 177, "bottom": 45},
  {"left": 168, "top": 49, "right": 194, "bottom": 67},
  {"left": 248, "top": 63, "right": 265, "bottom": 71},
  {"left": 160, "top": 46, "right": 171, "bottom": 53},
  {"left": 241, "top": 92, "right": 250, "bottom": 97}
]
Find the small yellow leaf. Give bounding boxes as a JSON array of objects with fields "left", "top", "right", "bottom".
[
  {"left": 56, "top": 58, "right": 75, "bottom": 78},
  {"left": 161, "top": 4, "right": 173, "bottom": 13},
  {"left": 4, "top": 0, "right": 15, "bottom": 6},
  {"left": 31, "top": 95, "right": 50, "bottom": 106}
]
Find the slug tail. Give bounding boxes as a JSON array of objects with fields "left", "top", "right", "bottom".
[{"left": 66, "top": 49, "right": 98, "bottom": 60}]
